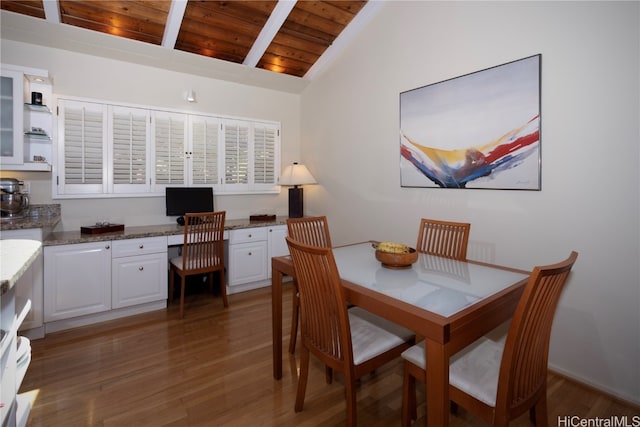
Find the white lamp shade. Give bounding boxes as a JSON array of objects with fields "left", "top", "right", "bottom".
[{"left": 279, "top": 163, "right": 317, "bottom": 186}]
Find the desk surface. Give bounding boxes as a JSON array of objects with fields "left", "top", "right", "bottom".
[{"left": 43, "top": 216, "right": 288, "bottom": 246}]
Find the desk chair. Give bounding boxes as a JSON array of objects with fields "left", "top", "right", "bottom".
[
  {"left": 169, "top": 211, "right": 227, "bottom": 318},
  {"left": 286, "top": 215, "right": 333, "bottom": 354},
  {"left": 286, "top": 236, "right": 415, "bottom": 426},
  {"left": 416, "top": 218, "right": 471, "bottom": 260},
  {"left": 401, "top": 251, "right": 578, "bottom": 427}
]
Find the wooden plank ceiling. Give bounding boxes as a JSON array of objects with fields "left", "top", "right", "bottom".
[{"left": 0, "top": 0, "right": 368, "bottom": 78}]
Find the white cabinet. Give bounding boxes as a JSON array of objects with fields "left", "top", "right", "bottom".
[
  {"left": 1, "top": 67, "right": 23, "bottom": 165},
  {"left": 0, "top": 228, "right": 44, "bottom": 338},
  {"left": 44, "top": 241, "right": 112, "bottom": 322},
  {"left": 111, "top": 237, "right": 167, "bottom": 308},
  {"left": 1, "top": 283, "right": 18, "bottom": 426},
  {"left": 1, "top": 64, "right": 52, "bottom": 171},
  {"left": 228, "top": 227, "right": 269, "bottom": 290},
  {"left": 227, "top": 224, "right": 288, "bottom": 293},
  {"left": 267, "top": 225, "right": 288, "bottom": 277},
  {"left": 1, "top": 240, "right": 41, "bottom": 427},
  {"left": 43, "top": 237, "right": 168, "bottom": 331}
]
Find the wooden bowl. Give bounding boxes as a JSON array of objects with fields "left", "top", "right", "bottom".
[{"left": 375, "top": 248, "right": 418, "bottom": 269}]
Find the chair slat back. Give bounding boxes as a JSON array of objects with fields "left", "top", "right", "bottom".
[
  {"left": 182, "top": 211, "right": 225, "bottom": 273},
  {"left": 287, "top": 216, "right": 332, "bottom": 248},
  {"left": 416, "top": 218, "right": 470, "bottom": 260},
  {"left": 285, "top": 236, "right": 352, "bottom": 368},
  {"left": 497, "top": 251, "right": 578, "bottom": 416}
]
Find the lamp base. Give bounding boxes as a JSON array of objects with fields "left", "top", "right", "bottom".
[{"left": 288, "top": 187, "right": 303, "bottom": 218}]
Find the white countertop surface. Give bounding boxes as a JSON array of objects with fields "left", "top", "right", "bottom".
[{"left": 0, "top": 239, "right": 42, "bottom": 295}]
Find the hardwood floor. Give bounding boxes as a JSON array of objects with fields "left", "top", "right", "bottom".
[{"left": 22, "top": 284, "right": 638, "bottom": 426}]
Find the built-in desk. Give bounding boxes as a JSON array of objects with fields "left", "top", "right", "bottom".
[
  {"left": 43, "top": 217, "right": 288, "bottom": 247},
  {"left": 41, "top": 217, "right": 289, "bottom": 333}
]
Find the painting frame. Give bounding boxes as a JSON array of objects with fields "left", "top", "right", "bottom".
[{"left": 399, "top": 54, "right": 541, "bottom": 190}]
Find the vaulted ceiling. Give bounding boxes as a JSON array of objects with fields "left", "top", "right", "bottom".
[{"left": 0, "top": 0, "right": 374, "bottom": 80}]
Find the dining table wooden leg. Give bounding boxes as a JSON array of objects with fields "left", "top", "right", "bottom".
[
  {"left": 425, "top": 338, "right": 449, "bottom": 426},
  {"left": 272, "top": 264, "right": 283, "bottom": 380}
]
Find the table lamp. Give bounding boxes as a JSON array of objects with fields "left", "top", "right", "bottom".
[{"left": 279, "top": 162, "right": 317, "bottom": 218}]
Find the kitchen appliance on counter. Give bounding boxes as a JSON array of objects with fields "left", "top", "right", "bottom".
[{"left": 0, "top": 178, "right": 30, "bottom": 219}]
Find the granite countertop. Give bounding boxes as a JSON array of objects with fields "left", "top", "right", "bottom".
[
  {"left": 0, "top": 239, "right": 42, "bottom": 295},
  {"left": 43, "top": 216, "right": 289, "bottom": 246},
  {"left": 0, "top": 204, "right": 61, "bottom": 231}
]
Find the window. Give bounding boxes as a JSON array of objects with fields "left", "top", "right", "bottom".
[
  {"left": 110, "top": 106, "right": 150, "bottom": 193},
  {"left": 54, "top": 97, "right": 280, "bottom": 198},
  {"left": 57, "top": 99, "right": 108, "bottom": 195}
]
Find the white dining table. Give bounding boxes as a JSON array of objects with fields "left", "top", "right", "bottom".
[{"left": 272, "top": 242, "right": 529, "bottom": 426}]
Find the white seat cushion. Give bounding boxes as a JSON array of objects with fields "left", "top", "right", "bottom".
[
  {"left": 170, "top": 255, "right": 221, "bottom": 271},
  {"left": 401, "top": 334, "right": 505, "bottom": 406},
  {"left": 348, "top": 306, "right": 415, "bottom": 366}
]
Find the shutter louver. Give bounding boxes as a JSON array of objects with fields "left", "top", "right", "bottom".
[
  {"left": 191, "top": 117, "right": 219, "bottom": 185},
  {"left": 224, "top": 122, "right": 249, "bottom": 184},
  {"left": 113, "top": 108, "right": 147, "bottom": 184},
  {"left": 253, "top": 125, "right": 276, "bottom": 185},
  {"left": 64, "top": 104, "right": 104, "bottom": 185},
  {"left": 155, "top": 113, "right": 185, "bottom": 185}
]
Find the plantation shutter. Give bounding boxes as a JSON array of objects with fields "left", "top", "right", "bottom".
[
  {"left": 190, "top": 115, "right": 220, "bottom": 185},
  {"left": 253, "top": 124, "right": 278, "bottom": 186},
  {"left": 224, "top": 120, "right": 250, "bottom": 186},
  {"left": 58, "top": 99, "right": 108, "bottom": 194},
  {"left": 111, "top": 106, "right": 150, "bottom": 193},
  {"left": 153, "top": 111, "right": 186, "bottom": 187}
]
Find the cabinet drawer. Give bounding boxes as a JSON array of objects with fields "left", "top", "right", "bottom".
[
  {"left": 228, "top": 227, "right": 268, "bottom": 244},
  {"left": 111, "top": 236, "right": 167, "bottom": 258}
]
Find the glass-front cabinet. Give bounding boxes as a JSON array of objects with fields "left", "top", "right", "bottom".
[
  {"left": 0, "top": 68, "right": 24, "bottom": 165},
  {"left": 0, "top": 64, "right": 52, "bottom": 171}
]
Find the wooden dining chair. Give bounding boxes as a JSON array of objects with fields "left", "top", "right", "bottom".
[
  {"left": 416, "top": 218, "right": 471, "bottom": 260},
  {"left": 286, "top": 236, "right": 415, "bottom": 426},
  {"left": 401, "top": 251, "right": 578, "bottom": 427},
  {"left": 169, "top": 211, "right": 227, "bottom": 318},
  {"left": 286, "top": 215, "right": 333, "bottom": 354}
]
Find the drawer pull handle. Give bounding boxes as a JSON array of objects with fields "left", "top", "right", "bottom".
[
  {"left": 139, "top": 244, "right": 144, "bottom": 249},
  {"left": 105, "top": 245, "right": 110, "bottom": 250},
  {"left": 139, "top": 266, "right": 144, "bottom": 271},
  {"left": 248, "top": 252, "right": 252, "bottom": 256},
  {"left": 248, "top": 234, "right": 252, "bottom": 238}
]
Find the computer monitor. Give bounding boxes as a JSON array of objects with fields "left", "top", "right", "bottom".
[{"left": 165, "top": 187, "right": 214, "bottom": 224}]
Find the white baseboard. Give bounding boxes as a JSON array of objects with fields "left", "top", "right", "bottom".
[
  {"left": 44, "top": 301, "right": 166, "bottom": 334},
  {"left": 549, "top": 363, "right": 640, "bottom": 407}
]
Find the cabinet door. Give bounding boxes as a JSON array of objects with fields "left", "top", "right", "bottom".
[
  {"left": 112, "top": 253, "right": 167, "bottom": 308},
  {"left": 0, "top": 68, "right": 24, "bottom": 165},
  {"left": 44, "top": 242, "right": 111, "bottom": 322},
  {"left": 228, "top": 241, "right": 268, "bottom": 286},
  {"left": 267, "top": 225, "right": 288, "bottom": 278}
]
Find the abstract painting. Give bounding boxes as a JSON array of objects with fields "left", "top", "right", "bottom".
[{"left": 400, "top": 54, "right": 541, "bottom": 190}]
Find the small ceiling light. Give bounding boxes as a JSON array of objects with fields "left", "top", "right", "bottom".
[{"left": 186, "top": 89, "right": 196, "bottom": 103}]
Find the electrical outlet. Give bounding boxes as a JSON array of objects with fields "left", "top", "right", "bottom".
[{"left": 22, "top": 181, "right": 31, "bottom": 194}]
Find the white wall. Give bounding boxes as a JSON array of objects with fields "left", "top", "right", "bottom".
[
  {"left": 301, "top": 1, "right": 640, "bottom": 404},
  {"left": 0, "top": 40, "right": 302, "bottom": 229}
]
